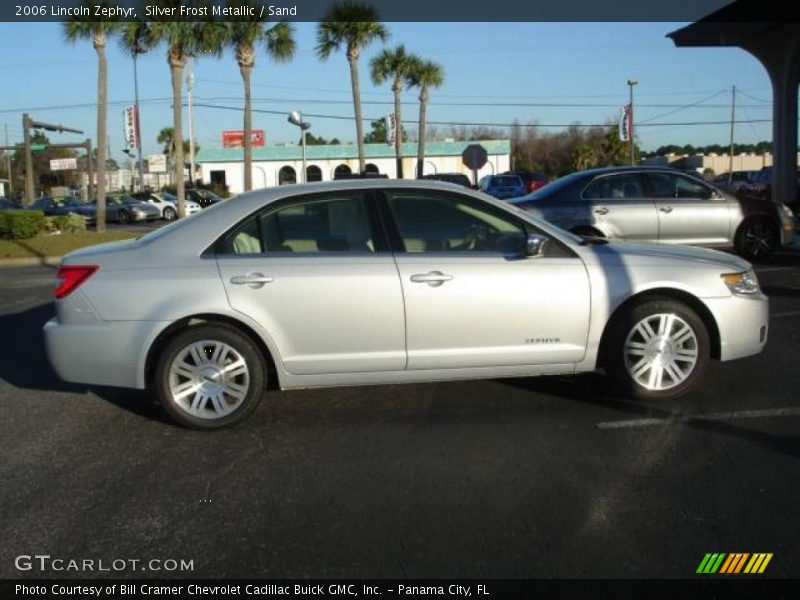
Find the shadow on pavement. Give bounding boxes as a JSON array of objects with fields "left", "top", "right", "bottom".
[
  {"left": 0, "top": 302, "right": 172, "bottom": 425},
  {"left": 501, "top": 374, "right": 800, "bottom": 458}
]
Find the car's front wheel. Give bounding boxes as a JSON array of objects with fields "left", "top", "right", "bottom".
[
  {"left": 117, "top": 209, "right": 130, "bottom": 225},
  {"left": 605, "top": 298, "right": 710, "bottom": 400},
  {"left": 163, "top": 207, "right": 176, "bottom": 221},
  {"left": 154, "top": 324, "right": 266, "bottom": 429}
]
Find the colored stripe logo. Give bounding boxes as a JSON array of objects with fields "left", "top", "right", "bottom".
[{"left": 697, "top": 553, "right": 773, "bottom": 574}]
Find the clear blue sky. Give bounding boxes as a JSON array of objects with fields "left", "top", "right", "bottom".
[{"left": 0, "top": 21, "right": 777, "bottom": 163}]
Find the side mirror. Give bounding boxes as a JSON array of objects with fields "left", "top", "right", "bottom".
[{"left": 525, "top": 233, "right": 549, "bottom": 257}]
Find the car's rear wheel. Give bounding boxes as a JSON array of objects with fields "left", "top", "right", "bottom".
[
  {"left": 734, "top": 218, "right": 778, "bottom": 261},
  {"left": 163, "top": 207, "right": 176, "bottom": 221},
  {"left": 605, "top": 298, "right": 709, "bottom": 400},
  {"left": 155, "top": 324, "right": 266, "bottom": 429},
  {"left": 117, "top": 209, "right": 130, "bottom": 225}
]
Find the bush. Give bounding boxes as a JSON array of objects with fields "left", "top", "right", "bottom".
[
  {"left": 45, "top": 214, "right": 87, "bottom": 235},
  {"left": 0, "top": 210, "right": 46, "bottom": 240}
]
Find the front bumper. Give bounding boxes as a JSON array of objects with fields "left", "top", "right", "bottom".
[
  {"left": 704, "top": 293, "right": 769, "bottom": 361},
  {"left": 44, "top": 318, "right": 167, "bottom": 389}
]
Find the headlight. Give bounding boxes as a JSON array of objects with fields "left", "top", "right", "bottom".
[{"left": 721, "top": 270, "right": 760, "bottom": 295}]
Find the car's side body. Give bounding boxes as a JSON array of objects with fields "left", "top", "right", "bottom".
[
  {"left": 45, "top": 180, "right": 768, "bottom": 398},
  {"left": 511, "top": 167, "right": 794, "bottom": 252}
]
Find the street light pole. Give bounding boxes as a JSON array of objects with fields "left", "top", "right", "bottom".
[
  {"left": 133, "top": 52, "right": 145, "bottom": 191},
  {"left": 288, "top": 111, "right": 311, "bottom": 184},
  {"left": 627, "top": 79, "right": 638, "bottom": 166}
]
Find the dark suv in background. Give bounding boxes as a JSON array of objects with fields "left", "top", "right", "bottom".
[{"left": 738, "top": 166, "right": 800, "bottom": 215}]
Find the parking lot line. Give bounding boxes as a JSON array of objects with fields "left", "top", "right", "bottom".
[{"left": 596, "top": 406, "right": 800, "bottom": 430}]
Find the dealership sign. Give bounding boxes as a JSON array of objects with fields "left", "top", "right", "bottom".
[
  {"left": 222, "top": 130, "right": 265, "bottom": 148},
  {"left": 49, "top": 158, "right": 77, "bottom": 171},
  {"left": 148, "top": 154, "right": 167, "bottom": 173},
  {"left": 123, "top": 105, "right": 140, "bottom": 151},
  {"left": 619, "top": 103, "right": 632, "bottom": 142}
]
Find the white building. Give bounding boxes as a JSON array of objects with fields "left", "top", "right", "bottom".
[{"left": 195, "top": 140, "right": 511, "bottom": 194}]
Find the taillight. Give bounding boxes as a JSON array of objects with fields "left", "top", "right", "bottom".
[{"left": 55, "top": 265, "right": 98, "bottom": 299}]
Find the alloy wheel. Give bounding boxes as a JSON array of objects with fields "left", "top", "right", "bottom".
[{"left": 623, "top": 313, "right": 698, "bottom": 391}]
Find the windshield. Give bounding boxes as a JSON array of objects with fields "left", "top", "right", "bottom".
[
  {"left": 509, "top": 172, "right": 582, "bottom": 204},
  {"left": 492, "top": 176, "right": 521, "bottom": 187}
]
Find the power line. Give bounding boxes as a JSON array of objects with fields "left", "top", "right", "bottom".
[{"left": 192, "top": 102, "right": 776, "bottom": 129}]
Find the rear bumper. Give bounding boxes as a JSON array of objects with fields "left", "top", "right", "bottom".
[
  {"left": 704, "top": 293, "right": 769, "bottom": 361},
  {"left": 44, "top": 318, "right": 167, "bottom": 389}
]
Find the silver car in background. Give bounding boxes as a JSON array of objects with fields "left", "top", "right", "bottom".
[
  {"left": 511, "top": 167, "right": 795, "bottom": 261},
  {"left": 45, "top": 180, "right": 769, "bottom": 429}
]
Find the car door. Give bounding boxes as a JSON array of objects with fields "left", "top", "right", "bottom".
[
  {"left": 215, "top": 190, "right": 406, "bottom": 376},
  {"left": 381, "top": 190, "right": 590, "bottom": 371},
  {"left": 646, "top": 172, "right": 732, "bottom": 244},
  {"left": 580, "top": 173, "right": 658, "bottom": 240}
]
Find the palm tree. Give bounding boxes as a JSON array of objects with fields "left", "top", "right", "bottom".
[
  {"left": 63, "top": 1, "right": 117, "bottom": 232},
  {"left": 226, "top": 2, "right": 295, "bottom": 192},
  {"left": 317, "top": 1, "right": 389, "bottom": 173},
  {"left": 146, "top": 8, "right": 226, "bottom": 217},
  {"left": 407, "top": 59, "right": 444, "bottom": 178},
  {"left": 370, "top": 45, "right": 417, "bottom": 179}
]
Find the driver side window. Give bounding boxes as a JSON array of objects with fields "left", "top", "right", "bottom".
[{"left": 386, "top": 192, "right": 526, "bottom": 254}]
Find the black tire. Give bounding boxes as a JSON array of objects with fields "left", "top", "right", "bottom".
[
  {"left": 154, "top": 324, "right": 266, "bottom": 429},
  {"left": 604, "top": 298, "right": 710, "bottom": 401},
  {"left": 734, "top": 218, "right": 778, "bottom": 261},
  {"left": 163, "top": 207, "right": 177, "bottom": 221},
  {"left": 117, "top": 209, "right": 130, "bottom": 225}
]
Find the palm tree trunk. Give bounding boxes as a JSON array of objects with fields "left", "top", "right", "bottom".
[
  {"left": 348, "top": 55, "right": 366, "bottom": 173},
  {"left": 241, "top": 63, "right": 253, "bottom": 191},
  {"left": 393, "top": 80, "right": 403, "bottom": 179},
  {"left": 95, "top": 38, "right": 107, "bottom": 232},
  {"left": 416, "top": 87, "right": 428, "bottom": 179},
  {"left": 170, "top": 61, "right": 185, "bottom": 218}
]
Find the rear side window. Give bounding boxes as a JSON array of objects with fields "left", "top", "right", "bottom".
[
  {"left": 583, "top": 174, "right": 645, "bottom": 200},
  {"left": 219, "top": 193, "right": 377, "bottom": 255}
]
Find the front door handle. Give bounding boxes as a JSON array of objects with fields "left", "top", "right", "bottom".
[
  {"left": 410, "top": 271, "right": 453, "bottom": 287},
  {"left": 594, "top": 207, "right": 609, "bottom": 215},
  {"left": 659, "top": 206, "right": 673, "bottom": 213},
  {"left": 230, "top": 273, "right": 274, "bottom": 289}
]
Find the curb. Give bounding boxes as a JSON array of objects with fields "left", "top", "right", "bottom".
[{"left": 0, "top": 256, "right": 61, "bottom": 268}]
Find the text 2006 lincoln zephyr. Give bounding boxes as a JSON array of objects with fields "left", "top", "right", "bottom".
[{"left": 45, "top": 180, "right": 768, "bottom": 429}]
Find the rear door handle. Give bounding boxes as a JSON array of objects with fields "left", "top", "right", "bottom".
[
  {"left": 230, "top": 273, "right": 274, "bottom": 288},
  {"left": 410, "top": 271, "right": 453, "bottom": 287},
  {"left": 659, "top": 206, "right": 673, "bottom": 213},
  {"left": 594, "top": 207, "right": 609, "bottom": 215}
]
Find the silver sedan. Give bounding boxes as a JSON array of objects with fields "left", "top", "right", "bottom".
[{"left": 44, "top": 180, "right": 769, "bottom": 429}]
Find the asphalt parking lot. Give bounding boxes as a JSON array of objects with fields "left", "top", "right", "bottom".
[{"left": 0, "top": 250, "right": 798, "bottom": 579}]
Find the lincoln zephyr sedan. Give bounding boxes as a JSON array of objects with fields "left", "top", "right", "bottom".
[{"left": 44, "top": 180, "right": 768, "bottom": 429}]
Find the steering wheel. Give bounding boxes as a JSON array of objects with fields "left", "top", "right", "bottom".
[{"left": 461, "top": 223, "right": 493, "bottom": 251}]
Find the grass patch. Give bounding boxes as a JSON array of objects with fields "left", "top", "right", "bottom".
[{"left": 0, "top": 231, "right": 138, "bottom": 260}]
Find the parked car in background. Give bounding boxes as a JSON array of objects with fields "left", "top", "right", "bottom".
[
  {"left": 478, "top": 174, "right": 525, "bottom": 200},
  {"left": 99, "top": 195, "right": 161, "bottom": 224},
  {"left": 713, "top": 170, "right": 758, "bottom": 193},
  {"left": 420, "top": 173, "right": 472, "bottom": 188},
  {"left": 45, "top": 179, "right": 770, "bottom": 429},
  {"left": 505, "top": 170, "right": 549, "bottom": 194},
  {"left": 27, "top": 196, "right": 96, "bottom": 223},
  {"left": 130, "top": 191, "right": 202, "bottom": 220},
  {"left": 738, "top": 166, "right": 800, "bottom": 215},
  {"left": 510, "top": 166, "right": 794, "bottom": 261},
  {"left": 186, "top": 188, "right": 226, "bottom": 208},
  {"left": 0, "top": 197, "right": 20, "bottom": 210}
]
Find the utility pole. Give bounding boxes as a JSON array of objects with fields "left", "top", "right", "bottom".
[
  {"left": 4, "top": 124, "right": 12, "bottom": 198},
  {"left": 187, "top": 58, "right": 196, "bottom": 188},
  {"left": 728, "top": 85, "right": 736, "bottom": 185},
  {"left": 627, "top": 79, "right": 638, "bottom": 166},
  {"left": 23, "top": 114, "right": 34, "bottom": 204}
]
